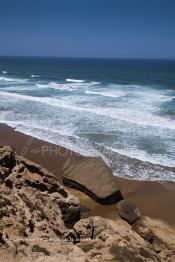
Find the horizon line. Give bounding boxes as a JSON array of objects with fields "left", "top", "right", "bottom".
[{"left": 0, "top": 54, "right": 175, "bottom": 61}]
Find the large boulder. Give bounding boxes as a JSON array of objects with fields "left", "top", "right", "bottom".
[
  {"left": 117, "top": 199, "right": 141, "bottom": 224},
  {"left": 62, "top": 155, "right": 123, "bottom": 204}
]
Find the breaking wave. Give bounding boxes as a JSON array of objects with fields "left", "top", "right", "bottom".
[{"left": 66, "top": 78, "right": 85, "bottom": 83}]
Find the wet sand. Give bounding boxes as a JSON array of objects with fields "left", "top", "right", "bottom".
[{"left": 0, "top": 123, "right": 175, "bottom": 226}]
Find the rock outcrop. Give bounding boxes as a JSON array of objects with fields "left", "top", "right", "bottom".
[
  {"left": 62, "top": 155, "right": 123, "bottom": 204},
  {"left": 132, "top": 217, "right": 175, "bottom": 261},
  {"left": 74, "top": 217, "right": 162, "bottom": 262},
  {"left": 0, "top": 146, "right": 80, "bottom": 243},
  {"left": 0, "top": 146, "right": 175, "bottom": 261}
]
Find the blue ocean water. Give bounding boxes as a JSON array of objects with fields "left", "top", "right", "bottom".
[{"left": 0, "top": 57, "right": 175, "bottom": 181}]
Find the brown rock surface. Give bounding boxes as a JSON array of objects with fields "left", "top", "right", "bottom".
[
  {"left": 0, "top": 146, "right": 175, "bottom": 261},
  {"left": 74, "top": 216, "right": 162, "bottom": 262},
  {"left": 0, "top": 146, "right": 80, "bottom": 251},
  {"left": 62, "top": 155, "right": 123, "bottom": 204},
  {"left": 133, "top": 217, "right": 175, "bottom": 261}
]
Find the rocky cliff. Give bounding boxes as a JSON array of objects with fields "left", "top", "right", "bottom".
[{"left": 0, "top": 146, "right": 175, "bottom": 261}]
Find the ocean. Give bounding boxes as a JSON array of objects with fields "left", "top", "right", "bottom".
[{"left": 0, "top": 56, "right": 175, "bottom": 181}]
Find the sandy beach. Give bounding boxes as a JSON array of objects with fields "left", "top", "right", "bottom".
[{"left": 0, "top": 123, "right": 175, "bottom": 226}]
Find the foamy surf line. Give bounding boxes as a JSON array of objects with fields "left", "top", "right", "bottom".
[
  {"left": 0, "top": 120, "right": 175, "bottom": 182},
  {"left": 102, "top": 145, "right": 175, "bottom": 168},
  {"left": 0, "top": 120, "right": 98, "bottom": 157},
  {"left": 96, "top": 145, "right": 175, "bottom": 181}
]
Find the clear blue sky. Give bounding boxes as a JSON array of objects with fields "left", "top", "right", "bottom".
[{"left": 0, "top": 0, "right": 175, "bottom": 59}]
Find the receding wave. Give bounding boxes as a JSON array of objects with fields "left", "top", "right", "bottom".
[
  {"left": 105, "top": 146, "right": 175, "bottom": 168},
  {"left": 66, "top": 78, "right": 85, "bottom": 83},
  {"left": 0, "top": 120, "right": 98, "bottom": 157},
  {"left": 100, "top": 146, "right": 175, "bottom": 181}
]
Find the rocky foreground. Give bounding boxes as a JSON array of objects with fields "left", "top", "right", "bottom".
[{"left": 0, "top": 146, "right": 175, "bottom": 262}]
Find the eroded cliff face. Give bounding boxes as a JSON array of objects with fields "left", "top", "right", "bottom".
[{"left": 0, "top": 146, "right": 175, "bottom": 262}]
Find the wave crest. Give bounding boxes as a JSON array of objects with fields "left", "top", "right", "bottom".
[{"left": 66, "top": 78, "right": 85, "bottom": 83}]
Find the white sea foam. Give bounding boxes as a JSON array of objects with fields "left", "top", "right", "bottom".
[
  {"left": 85, "top": 90, "right": 124, "bottom": 98},
  {"left": 100, "top": 145, "right": 175, "bottom": 181},
  {"left": 104, "top": 146, "right": 175, "bottom": 168},
  {"left": 1, "top": 90, "right": 175, "bottom": 130},
  {"left": 0, "top": 119, "right": 98, "bottom": 157},
  {"left": 2, "top": 70, "right": 7, "bottom": 74},
  {"left": 66, "top": 78, "right": 85, "bottom": 83}
]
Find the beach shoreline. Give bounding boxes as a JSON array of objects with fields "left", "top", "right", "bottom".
[{"left": 0, "top": 123, "right": 175, "bottom": 226}]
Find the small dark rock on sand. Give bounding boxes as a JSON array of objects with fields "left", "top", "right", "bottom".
[{"left": 117, "top": 199, "right": 141, "bottom": 224}]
